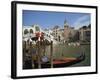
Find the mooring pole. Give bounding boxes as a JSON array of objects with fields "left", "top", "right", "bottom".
[
  {"left": 30, "top": 41, "right": 33, "bottom": 69},
  {"left": 38, "top": 37, "right": 41, "bottom": 68},
  {"left": 50, "top": 41, "right": 53, "bottom": 68},
  {"left": 23, "top": 41, "right": 26, "bottom": 68},
  {"left": 43, "top": 39, "right": 46, "bottom": 56}
]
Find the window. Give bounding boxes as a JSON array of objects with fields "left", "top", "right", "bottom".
[
  {"left": 24, "top": 29, "right": 29, "bottom": 34},
  {"left": 30, "top": 29, "right": 33, "bottom": 34},
  {"left": 85, "top": 31, "right": 90, "bottom": 37},
  {"left": 35, "top": 26, "right": 40, "bottom": 31}
]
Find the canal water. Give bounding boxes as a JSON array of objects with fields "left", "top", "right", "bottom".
[{"left": 45, "top": 43, "right": 91, "bottom": 67}]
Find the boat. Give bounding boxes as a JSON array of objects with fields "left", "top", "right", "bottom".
[{"left": 33, "top": 53, "right": 85, "bottom": 68}]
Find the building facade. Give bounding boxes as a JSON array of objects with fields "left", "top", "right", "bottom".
[
  {"left": 79, "top": 27, "right": 91, "bottom": 42},
  {"left": 22, "top": 21, "right": 91, "bottom": 43}
]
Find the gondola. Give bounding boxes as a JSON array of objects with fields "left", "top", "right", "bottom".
[{"left": 34, "top": 53, "right": 85, "bottom": 68}]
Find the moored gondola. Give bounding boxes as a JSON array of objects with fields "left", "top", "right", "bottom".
[{"left": 33, "top": 53, "right": 85, "bottom": 68}]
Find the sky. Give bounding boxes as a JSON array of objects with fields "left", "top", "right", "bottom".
[{"left": 23, "top": 10, "right": 91, "bottom": 29}]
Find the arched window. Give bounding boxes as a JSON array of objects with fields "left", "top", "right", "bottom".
[
  {"left": 30, "top": 29, "right": 33, "bottom": 34},
  {"left": 35, "top": 26, "right": 40, "bottom": 31},
  {"left": 24, "top": 29, "right": 29, "bottom": 34}
]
